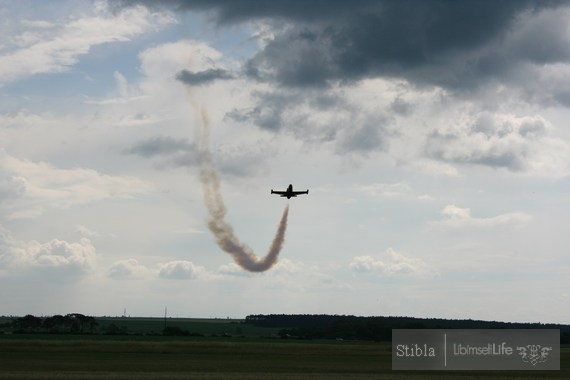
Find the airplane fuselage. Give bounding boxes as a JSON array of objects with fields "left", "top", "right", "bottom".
[{"left": 271, "top": 184, "right": 309, "bottom": 199}]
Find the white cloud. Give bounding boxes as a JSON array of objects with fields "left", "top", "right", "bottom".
[
  {"left": 350, "top": 256, "right": 386, "bottom": 273},
  {"left": 0, "top": 150, "right": 152, "bottom": 218},
  {"left": 217, "top": 262, "right": 252, "bottom": 277},
  {"left": 0, "top": 4, "right": 176, "bottom": 84},
  {"left": 350, "top": 248, "right": 438, "bottom": 278},
  {"left": 107, "top": 259, "right": 150, "bottom": 280},
  {"left": 0, "top": 226, "right": 96, "bottom": 278},
  {"left": 84, "top": 39, "right": 234, "bottom": 133},
  {"left": 138, "top": 39, "right": 226, "bottom": 84},
  {"left": 217, "top": 259, "right": 306, "bottom": 278},
  {"left": 22, "top": 238, "right": 95, "bottom": 269},
  {"left": 431, "top": 204, "right": 532, "bottom": 229},
  {"left": 270, "top": 259, "right": 307, "bottom": 275},
  {"left": 158, "top": 260, "right": 206, "bottom": 280}
]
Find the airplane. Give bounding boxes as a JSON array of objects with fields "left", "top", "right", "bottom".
[{"left": 271, "top": 184, "right": 309, "bottom": 199}]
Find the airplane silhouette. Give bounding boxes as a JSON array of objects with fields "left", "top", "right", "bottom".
[{"left": 271, "top": 184, "right": 309, "bottom": 199}]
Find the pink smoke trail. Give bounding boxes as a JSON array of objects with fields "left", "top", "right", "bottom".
[{"left": 193, "top": 105, "right": 289, "bottom": 272}]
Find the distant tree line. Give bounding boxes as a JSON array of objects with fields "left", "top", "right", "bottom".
[
  {"left": 244, "top": 314, "right": 570, "bottom": 343},
  {"left": 11, "top": 314, "right": 97, "bottom": 334},
  {"left": 4, "top": 313, "right": 568, "bottom": 343},
  {"left": 5, "top": 315, "right": 222, "bottom": 337}
]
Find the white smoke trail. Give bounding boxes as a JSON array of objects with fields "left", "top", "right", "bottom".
[{"left": 193, "top": 103, "right": 289, "bottom": 272}]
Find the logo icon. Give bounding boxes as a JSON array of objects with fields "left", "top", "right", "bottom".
[{"left": 516, "top": 345, "right": 552, "bottom": 366}]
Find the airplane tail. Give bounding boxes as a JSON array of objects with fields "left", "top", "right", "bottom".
[{"left": 271, "top": 189, "right": 274, "bottom": 194}]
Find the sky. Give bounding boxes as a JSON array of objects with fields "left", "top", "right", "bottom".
[{"left": 0, "top": 0, "right": 569, "bottom": 323}]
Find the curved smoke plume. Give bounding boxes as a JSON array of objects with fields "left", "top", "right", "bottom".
[{"left": 193, "top": 104, "right": 289, "bottom": 272}]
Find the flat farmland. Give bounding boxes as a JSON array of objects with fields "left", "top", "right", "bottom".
[
  {"left": 96, "top": 317, "right": 280, "bottom": 337},
  {"left": 0, "top": 337, "right": 567, "bottom": 380}
]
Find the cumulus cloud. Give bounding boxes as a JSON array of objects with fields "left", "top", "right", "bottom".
[
  {"left": 217, "top": 262, "right": 252, "bottom": 277},
  {"left": 22, "top": 239, "right": 96, "bottom": 270},
  {"left": 138, "top": 39, "right": 226, "bottom": 84},
  {"left": 107, "top": 259, "right": 150, "bottom": 279},
  {"left": 431, "top": 204, "right": 532, "bottom": 229},
  {"left": 158, "top": 260, "right": 205, "bottom": 279},
  {"left": 350, "top": 248, "right": 438, "bottom": 278},
  {"left": 0, "top": 227, "right": 96, "bottom": 278}
]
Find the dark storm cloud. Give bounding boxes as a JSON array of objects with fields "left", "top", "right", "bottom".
[
  {"left": 175, "top": 69, "right": 234, "bottom": 86},
  {"left": 246, "top": 0, "right": 568, "bottom": 89},
  {"left": 115, "top": 0, "right": 569, "bottom": 92},
  {"left": 114, "top": 0, "right": 378, "bottom": 24}
]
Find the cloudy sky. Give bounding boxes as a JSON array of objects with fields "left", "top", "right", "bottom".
[{"left": 1, "top": 0, "right": 569, "bottom": 323}]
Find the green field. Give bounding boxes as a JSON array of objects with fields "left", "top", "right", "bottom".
[
  {"left": 0, "top": 337, "right": 567, "bottom": 379},
  {"left": 1, "top": 317, "right": 567, "bottom": 379}
]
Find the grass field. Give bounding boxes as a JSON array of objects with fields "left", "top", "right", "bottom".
[
  {"left": 1, "top": 318, "right": 567, "bottom": 379},
  {"left": 0, "top": 336, "right": 567, "bottom": 379}
]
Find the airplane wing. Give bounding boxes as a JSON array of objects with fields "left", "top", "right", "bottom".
[{"left": 271, "top": 188, "right": 308, "bottom": 198}]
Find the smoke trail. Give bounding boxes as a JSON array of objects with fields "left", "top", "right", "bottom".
[{"left": 193, "top": 104, "right": 289, "bottom": 272}]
